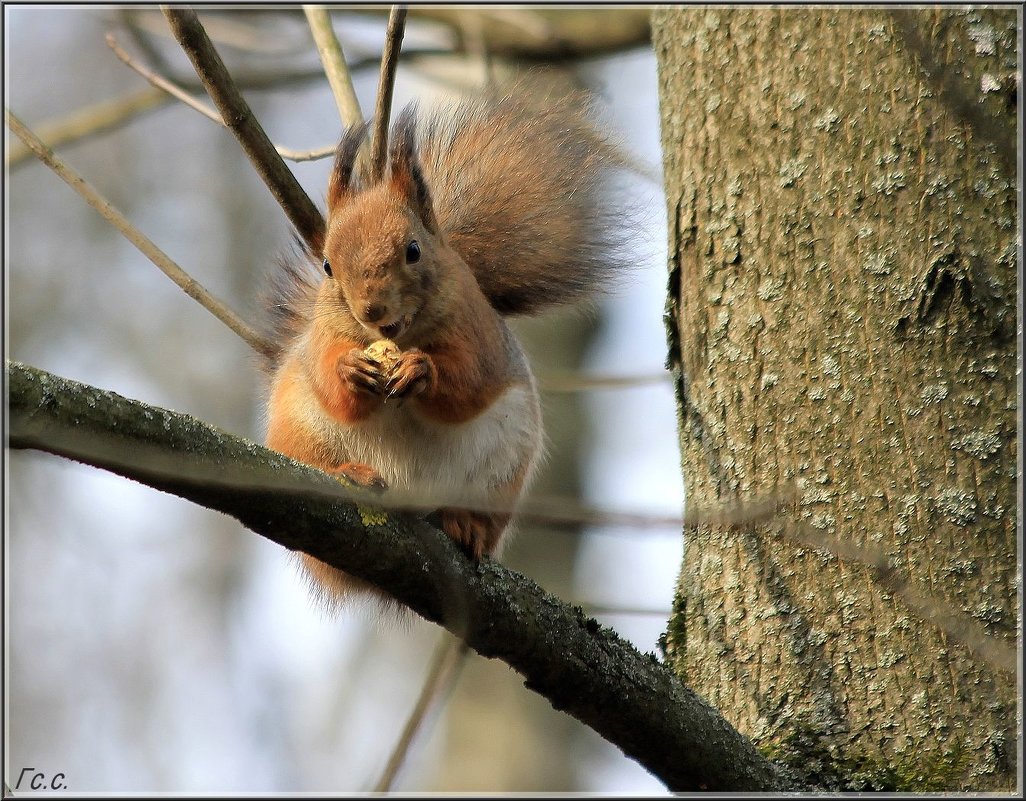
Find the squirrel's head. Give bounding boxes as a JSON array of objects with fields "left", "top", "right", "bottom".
[{"left": 319, "top": 107, "right": 458, "bottom": 345}]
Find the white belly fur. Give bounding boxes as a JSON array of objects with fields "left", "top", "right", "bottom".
[{"left": 288, "top": 374, "right": 541, "bottom": 509}]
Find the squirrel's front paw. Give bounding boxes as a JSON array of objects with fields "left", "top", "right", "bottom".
[
  {"left": 338, "top": 348, "right": 388, "bottom": 395},
  {"left": 385, "top": 349, "right": 437, "bottom": 399},
  {"left": 330, "top": 462, "right": 388, "bottom": 494}
]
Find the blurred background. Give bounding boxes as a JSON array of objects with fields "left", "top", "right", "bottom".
[{"left": 5, "top": 6, "right": 682, "bottom": 793}]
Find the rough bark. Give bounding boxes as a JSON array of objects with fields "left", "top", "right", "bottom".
[
  {"left": 6, "top": 360, "right": 794, "bottom": 793},
  {"left": 655, "top": 7, "right": 1018, "bottom": 791}
]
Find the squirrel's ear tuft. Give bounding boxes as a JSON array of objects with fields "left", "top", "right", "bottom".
[
  {"left": 328, "top": 120, "right": 370, "bottom": 214},
  {"left": 389, "top": 104, "right": 438, "bottom": 233}
]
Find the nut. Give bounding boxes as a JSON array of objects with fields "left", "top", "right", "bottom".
[{"left": 364, "top": 339, "right": 401, "bottom": 373}]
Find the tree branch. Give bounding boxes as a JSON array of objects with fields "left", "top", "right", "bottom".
[
  {"left": 303, "top": 5, "right": 364, "bottom": 128},
  {"left": 370, "top": 5, "right": 407, "bottom": 181},
  {"left": 162, "top": 5, "right": 325, "bottom": 251},
  {"left": 6, "top": 360, "right": 796, "bottom": 793},
  {"left": 121, "top": 6, "right": 652, "bottom": 62},
  {"left": 5, "top": 109, "right": 273, "bottom": 358},
  {"left": 5, "top": 87, "right": 169, "bottom": 168},
  {"left": 373, "top": 634, "right": 469, "bottom": 791},
  {"left": 417, "top": 7, "right": 649, "bottom": 59},
  {"left": 106, "top": 33, "right": 337, "bottom": 163}
]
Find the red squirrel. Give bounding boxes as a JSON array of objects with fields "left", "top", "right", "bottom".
[{"left": 262, "top": 83, "right": 631, "bottom": 603}]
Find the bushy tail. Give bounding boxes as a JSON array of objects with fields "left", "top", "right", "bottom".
[
  {"left": 415, "top": 80, "right": 634, "bottom": 316},
  {"left": 258, "top": 238, "right": 320, "bottom": 372}
]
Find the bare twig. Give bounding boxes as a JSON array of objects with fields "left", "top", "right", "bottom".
[
  {"left": 373, "top": 634, "right": 470, "bottom": 791},
  {"left": 370, "top": 5, "right": 407, "bottom": 181},
  {"left": 275, "top": 144, "right": 337, "bottom": 162},
  {"left": 130, "top": 7, "right": 306, "bottom": 55},
  {"left": 107, "top": 33, "right": 337, "bottom": 163},
  {"left": 162, "top": 6, "right": 325, "bottom": 251},
  {"left": 303, "top": 5, "right": 363, "bottom": 127},
  {"left": 581, "top": 603, "right": 673, "bottom": 617},
  {"left": 107, "top": 33, "right": 222, "bottom": 124},
  {"left": 515, "top": 489, "right": 784, "bottom": 534},
  {"left": 536, "top": 370, "right": 671, "bottom": 393},
  {"left": 116, "top": 7, "right": 174, "bottom": 73},
  {"left": 6, "top": 87, "right": 170, "bottom": 168},
  {"left": 5, "top": 109, "right": 273, "bottom": 358}
]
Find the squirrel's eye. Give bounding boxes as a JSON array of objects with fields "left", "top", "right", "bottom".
[
  {"left": 405, "top": 240, "right": 421, "bottom": 264},
  {"left": 322, "top": 259, "right": 332, "bottom": 277}
]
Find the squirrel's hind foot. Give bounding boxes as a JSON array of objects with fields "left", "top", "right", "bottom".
[{"left": 438, "top": 508, "right": 510, "bottom": 561}]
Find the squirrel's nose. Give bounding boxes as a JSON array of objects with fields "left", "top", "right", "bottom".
[{"left": 363, "top": 303, "right": 387, "bottom": 323}]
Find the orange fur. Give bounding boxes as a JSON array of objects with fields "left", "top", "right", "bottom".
[
  {"left": 419, "top": 329, "right": 512, "bottom": 424},
  {"left": 310, "top": 339, "right": 382, "bottom": 424}
]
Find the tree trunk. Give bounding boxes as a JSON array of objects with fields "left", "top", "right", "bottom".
[{"left": 654, "top": 6, "right": 1017, "bottom": 791}]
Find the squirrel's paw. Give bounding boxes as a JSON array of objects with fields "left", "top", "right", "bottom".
[
  {"left": 385, "top": 349, "right": 437, "bottom": 400},
  {"left": 438, "top": 509, "right": 506, "bottom": 561},
  {"left": 330, "top": 462, "right": 389, "bottom": 494},
  {"left": 338, "top": 348, "right": 388, "bottom": 395}
]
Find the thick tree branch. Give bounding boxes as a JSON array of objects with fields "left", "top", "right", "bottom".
[
  {"left": 409, "top": 7, "right": 651, "bottom": 60},
  {"left": 6, "top": 360, "right": 796, "bottom": 793},
  {"left": 162, "top": 5, "right": 325, "bottom": 251}
]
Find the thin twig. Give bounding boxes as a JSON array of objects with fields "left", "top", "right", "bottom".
[
  {"left": 6, "top": 87, "right": 170, "bottom": 168},
  {"left": 373, "top": 634, "right": 470, "bottom": 791},
  {"left": 581, "top": 603, "right": 673, "bottom": 617},
  {"left": 162, "top": 6, "right": 325, "bottom": 251},
  {"left": 536, "top": 370, "right": 671, "bottom": 393},
  {"left": 370, "top": 5, "right": 407, "bottom": 181},
  {"left": 117, "top": 7, "right": 174, "bottom": 74},
  {"left": 108, "top": 33, "right": 222, "bottom": 124},
  {"left": 276, "top": 144, "right": 338, "bottom": 162},
  {"left": 107, "top": 33, "right": 338, "bottom": 163},
  {"left": 5, "top": 109, "right": 273, "bottom": 358},
  {"left": 459, "top": 9, "right": 493, "bottom": 85},
  {"left": 303, "top": 5, "right": 363, "bottom": 127},
  {"left": 515, "top": 488, "right": 787, "bottom": 533},
  {"left": 131, "top": 7, "right": 305, "bottom": 55}
]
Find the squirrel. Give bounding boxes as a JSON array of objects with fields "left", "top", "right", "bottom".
[{"left": 261, "top": 81, "right": 632, "bottom": 604}]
